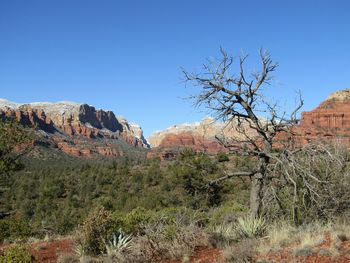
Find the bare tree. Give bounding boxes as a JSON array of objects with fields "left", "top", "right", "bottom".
[{"left": 183, "top": 48, "right": 304, "bottom": 218}]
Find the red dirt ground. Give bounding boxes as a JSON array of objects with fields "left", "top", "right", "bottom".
[
  {"left": 0, "top": 239, "right": 74, "bottom": 263},
  {"left": 2, "top": 234, "right": 350, "bottom": 262},
  {"left": 30, "top": 239, "right": 74, "bottom": 263},
  {"left": 168, "top": 247, "right": 223, "bottom": 263},
  {"left": 258, "top": 233, "right": 350, "bottom": 263}
]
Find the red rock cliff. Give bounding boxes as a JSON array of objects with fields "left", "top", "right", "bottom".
[
  {"left": 0, "top": 99, "right": 149, "bottom": 157},
  {"left": 296, "top": 89, "right": 350, "bottom": 146}
]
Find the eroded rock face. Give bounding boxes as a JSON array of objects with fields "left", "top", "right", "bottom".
[
  {"left": 296, "top": 89, "right": 350, "bottom": 146},
  {"left": 0, "top": 99, "right": 149, "bottom": 157},
  {"left": 148, "top": 117, "right": 255, "bottom": 147},
  {"left": 147, "top": 117, "right": 255, "bottom": 160},
  {"left": 148, "top": 89, "right": 350, "bottom": 160},
  {"left": 147, "top": 132, "right": 229, "bottom": 160}
]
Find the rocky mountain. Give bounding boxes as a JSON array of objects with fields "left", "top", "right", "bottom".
[
  {"left": 148, "top": 89, "right": 350, "bottom": 160},
  {"left": 296, "top": 88, "right": 350, "bottom": 145},
  {"left": 0, "top": 99, "right": 149, "bottom": 157},
  {"left": 2, "top": 89, "right": 350, "bottom": 159},
  {"left": 147, "top": 117, "right": 257, "bottom": 159}
]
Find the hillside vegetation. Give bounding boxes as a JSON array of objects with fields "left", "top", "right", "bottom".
[{"left": 1, "top": 115, "right": 350, "bottom": 262}]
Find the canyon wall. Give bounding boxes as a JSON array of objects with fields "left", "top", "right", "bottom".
[
  {"left": 0, "top": 99, "right": 149, "bottom": 157},
  {"left": 148, "top": 89, "right": 350, "bottom": 160}
]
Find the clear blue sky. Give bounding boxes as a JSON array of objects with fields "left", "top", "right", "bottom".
[{"left": 1, "top": 0, "right": 350, "bottom": 137}]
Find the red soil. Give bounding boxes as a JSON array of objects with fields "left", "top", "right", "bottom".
[
  {"left": 258, "top": 233, "right": 350, "bottom": 263},
  {"left": 167, "top": 247, "right": 223, "bottom": 263},
  {"left": 30, "top": 239, "right": 74, "bottom": 263},
  {"left": 0, "top": 239, "right": 74, "bottom": 263},
  {"left": 2, "top": 233, "right": 350, "bottom": 262}
]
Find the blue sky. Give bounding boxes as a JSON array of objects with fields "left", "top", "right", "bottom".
[{"left": 1, "top": 0, "right": 350, "bottom": 137}]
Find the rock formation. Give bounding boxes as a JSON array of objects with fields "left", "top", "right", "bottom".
[
  {"left": 0, "top": 99, "right": 149, "bottom": 157},
  {"left": 147, "top": 117, "right": 256, "bottom": 160},
  {"left": 296, "top": 89, "right": 350, "bottom": 146},
  {"left": 148, "top": 89, "right": 350, "bottom": 160},
  {"left": 3, "top": 88, "right": 350, "bottom": 159}
]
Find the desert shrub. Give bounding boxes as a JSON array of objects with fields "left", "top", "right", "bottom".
[
  {"left": 0, "top": 244, "right": 33, "bottom": 263},
  {"left": 263, "top": 142, "right": 350, "bottom": 224},
  {"left": 216, "top": 152, "right": 229, "bottom": 162},
  {"left": 236, "top": 216, "right": 266, "bottom": 238},
  {"left": 112, "top": 207, "right": 156, "bottom": 234},
  {"left": 77, "top": 206, "right": 115, "bottom": 255},
  {"left": 133, "top": 221, "right": 209, "bottom": 261},
  {"left": 209, "top": 223, "right": 238, "bottom": 248},
  {"left": 0, "top": 220, "right": 11, "bottom": 242},
  {"left": 223, "top": 238, "right": 258, "bottom": 263},
  {"left": 0, "top": 216, "right": 32, "bottom": 242},
  {"left": 57, "top": 253, "right": 80, "bottom": 263},
  {"left": 207, "top": 201, "right": 248, "bottom": 227},
  {"left": 117, "top": 208, "right": 209, "bottom": 262}
]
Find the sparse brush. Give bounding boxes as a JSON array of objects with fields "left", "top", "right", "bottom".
[
  {"left": 57, "top": 253, "right": 80, "bottom": 263},
  {"left": 223, "top": 238, "right": 258, "bottom": 263},
  {"left": 236, "top": 216, "right": 266, "bottom": 238},
  {"left": 212, "top": 223, "right": 237, "bottom": 240},
  {"left": 105, "top": 230, "right": 133, "bottom": 256},
  {"left": 210, "top": 223, "right": 238, "bottom": 247},
  {"left": 73, "top": 243, "right": 87, "bottom": 258}
]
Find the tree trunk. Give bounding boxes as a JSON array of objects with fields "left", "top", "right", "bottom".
[{"left": 250, "top": 175, "right": 263, "bottom": 217}]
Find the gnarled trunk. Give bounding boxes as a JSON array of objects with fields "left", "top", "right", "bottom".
[{"left": 250, "top": 174, "right": 264, "bottom": 217}]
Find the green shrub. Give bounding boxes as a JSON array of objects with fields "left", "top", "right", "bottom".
[
  {"left": 78, "top": 206, "right": 114, "bottom": 255},
  {"left": 0, "top": 216, "right": 32, "bottom": 242},
  {"left": 0, "top": 220, "right": 10, "bottom": 242},
  {"left": 208, "top": 201, "right": 248, "bottom": 227},
  {"left": 0, "top": 245, "right": 33, "bottom": 263},
  {"left": 216, "top": 152, "right": 229, "bottom": 162},
  {"left": 112, "top": 207, "right": 156, "bottom": 233}
]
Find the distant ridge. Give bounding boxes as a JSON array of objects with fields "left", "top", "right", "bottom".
[{"left": 0, "top": 99, "right": 150, "bottom": 158}]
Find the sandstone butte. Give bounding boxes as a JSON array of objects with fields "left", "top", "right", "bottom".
[
  {"left": 147, "top": 89, "right": 350, "bottom": 160},
  {"left": 0, "top": 99, "right": 149, "bottom": 157}
]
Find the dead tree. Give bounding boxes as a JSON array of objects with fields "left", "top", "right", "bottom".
[{"left": 183, "top": 48, "right": 304, "bottom": 218}]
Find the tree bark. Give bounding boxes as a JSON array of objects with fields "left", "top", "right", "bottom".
[{"left": 250, "top": 175, "right": 263, "bottom": 217}]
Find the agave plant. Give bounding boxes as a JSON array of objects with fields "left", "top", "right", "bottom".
[
  {"left": 105, "top": 229, "right": 133, "bottom": 256},
  {"left": 237, "top": 216, "right": 266, "bottom": 238}
]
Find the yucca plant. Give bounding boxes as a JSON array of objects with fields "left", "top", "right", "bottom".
[
  {"left": 105, "top": 229, "right": 133, "bottom": 256},
  {"left": 73, "top": 242, "right": 87, "bottom": 258},
  {"left": 236, "top": 216, "right": 266, "bottom": 238}
]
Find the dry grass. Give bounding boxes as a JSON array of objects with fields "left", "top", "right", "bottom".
[
  {"left": 103, "top": 220, "right": 211, "bottom": 262},
  {"left": 57, "top": 252, "right": 80, "bottom": 263},
  {"left": 209, "top": 223, "right": 238, "bottom": 248},
  {"left": 223, "top": 238, "right": 258, "bottom": 263},
  {"left": 258, "top": 220, "right": 350, "bottom": 259}
]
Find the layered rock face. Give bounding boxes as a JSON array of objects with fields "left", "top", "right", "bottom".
[
  {"left": 147, "top": 117, "right": 256, "bottom": 159},
  {"left": 296, "top": 89, "right": 350, "bottom": 146},
  {"left": 0, "top": 99, "right": 149, "bottom": 157},
  {"left": 148, "top": 89, "right": 350, "bottom": 160}
]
